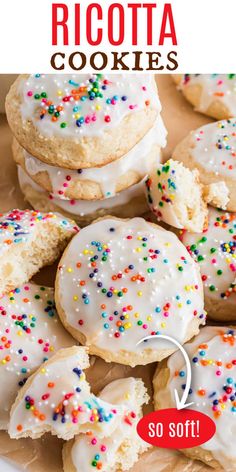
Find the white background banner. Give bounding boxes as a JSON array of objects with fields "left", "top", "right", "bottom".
[{"left": 0, "top": 0, "right": 235, "bottom": 73}]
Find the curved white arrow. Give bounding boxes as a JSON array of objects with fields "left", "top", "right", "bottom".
[{"left": 136, "top": 334, "right": 194, "bottom": 410}]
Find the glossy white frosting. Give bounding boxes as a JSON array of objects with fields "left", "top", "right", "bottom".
[
  {"left": 180, "top": 207, "right": 236, "bottom": 307},
  {"left": 8, "top": 347, "right": 125, "bottom": 440},
  {"left": 20, "top": 74, "right": 161, "bottom": 138},
  {"left": 191, "top": 119, "right": 236, "bottom": 179},
  {"left": 167, "top": 326, "right": 236, "bottom": 471},
  {"left": 70, "top": 378, "right": 148, "bottom": 472},
  {"left": 56, "top": 217, "right": 205, "bottom": 360},
  {"left": 23, "top": 115, "right": 166, "bottom": 199},
  {"left": 18, "top": 166, "right": 149, "bottom": 218},
  {"left": 0, "top": 208, "right": 77, "bottom": 257},
  {"left": 178, "top": 74, "right": 236, "bottom": 115},
  {"left": 0, "top": 283, "right": 72, "bottom": 429}
]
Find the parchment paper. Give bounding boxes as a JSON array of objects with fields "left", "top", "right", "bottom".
[{"left": 0, "top": 75, "right": 222, "bottom": 471}]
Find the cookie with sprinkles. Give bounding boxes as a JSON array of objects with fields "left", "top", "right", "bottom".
[
  {"left": 9, "top": 346, "right": 129, "bottom": 440},
  {"left": 0, "top": 282, "right": 73, "bottom": 429},
  {"left": 154, "top": 326, "right": 236, "bottom": 470},
  {"left": 13, "top": 114, "right": 166, "bottom": 200},
  {"left": 55, "top": 217, "right": 206, "bottom": 366},
  {"left": 63, "top": 377, "right": 149, "bottom": 472},
  {"left": 173, "top": 119, "right": 236, "bottom": 211},
  {"left": 173, "top": 74, "right": 236, "bottom": 120},
  {"left": 145, "top": 159, "right": 208, "bottom": 232},
  {"left": 180, "top": 207, "right": 236, "bottom": 321},
  {"left": 6, "top": 74, "right": 160, "bottom": 169},
  {"left": 17, "top": 167, "right": 149, "bottom": 228},
  {"left": 0, "top": 209, "right": 78, "bottom": 296}
]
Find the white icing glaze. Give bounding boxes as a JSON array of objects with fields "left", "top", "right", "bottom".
[
  {"left": 0, "top": 283, "right": 72, "bottom": 429},
  {"left": 180, "top": 207, "right": 236, "bottom": 306},
  {"left": 23, "top": 115, "right": 166, "bottom": 199},
  {"left": 20, "top": 74, "right": 161, "bottom": 139},
  {"left": 191, "top": 119, "right": 236, "bottom": 179},
  {"left": 8, "top": 347, "right": 125, "bottom": 440},
  {"left": 56, "top": 217, "right": 205, "bottom": 360},
  {"left": 167, "top": 326, "right": 236, "bottom": 471},
  {"left": 54, "top": 181, "right": 148, "bottom": 216},
  {"left": 178, "top": 74, "right": 236, "bottom": 115},
  {"left": 0, "top": 208, "right": 77, "bottom": 258},
  {"left": 70, "top": 378, "right": 148, "bottom": 472},
  {"left": 18, "top": 166, "right": 149, "bottom": 218}
]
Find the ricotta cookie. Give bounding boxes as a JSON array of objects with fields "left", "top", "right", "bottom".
[
  {"left": 0, "top": 209, "right": 78, "bottom": 296},
  {"left": 173, "top": 119, "right": 236, "bottom": 211},
  {"left": 13, "top": 114, "right": 166, "bottom": 200},
  {"left": 6, "top": 74, "right": 160, "bottom": 169},
  {"left": 145, "top": 159, "right": 208, "bottom": 232},
  {"left": 173, "top": 74, "right": 236, "bottom": 120},
  {"left": 0, "top": 282, "right": 73, "bottom": 429},
  {"left": 9, "top": 346, "right": 129, "bottom": 440},
  {"left": 154, "top": 326, "right": 236, "bottom": 471},
  {"left": 63, "top": 377, "right": 149, "bottom": 472},
  {"left": 18, "top": 167, "right": 149, "bottom": 227},
  {"left": 55, "top": 217, "right": 206, "bottom": 366},
  {"left": 180, "top": 207, "right": 236, "bottom": 321}
]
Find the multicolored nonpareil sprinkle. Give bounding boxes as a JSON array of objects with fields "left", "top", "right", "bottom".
[
  {"left": 0, "top": 209, "right": 77, "bottom": 255},
  {"left": 145, "top": 159, "right": 207, "bottom": 232},
  {"left": 145, "top": 160, "right": 184, "bottom": 229},
  {"left": 8, "top": 347, "right": 125, "bottom": 440},
  {"left": 0, "top": 283, "right": 72, "bottom": 428},
  {"left": 22, "top": 368, "right": 116, "bottom": 427},
  {"left": 17, "top": 166, "right": 149, "bottom": 220},
  {"left": 180, "top": 208, "right": 236, "bottom": 302},
  {"left": 166, "top": 326, "right": 236, "bottom": 469},
  {"left": 70, "top": 411, "right": 138, "bottom": 471},
  {"left": 23, "top": 115, "right": 166, "bottom": 200},
  {"left": 68, "top": 377, "right": 147, "bottom": 472},
  {"left": 191, "top": 119, "right": 236, "bottom": 178},
  {"left": 183, "top": 73, "right": 236, "bottom": 87},
  {"left": 146, "top": 161, "right": 177, "bottom": 210},
  {"left": 178, "top": 74, "right": 236, "bottom": 117},
  {"left": 20, "top": 74, "right": 160, "bottom": 138},
  {"left": 56, "top": 217, "right": 205, "bottom": 362}
]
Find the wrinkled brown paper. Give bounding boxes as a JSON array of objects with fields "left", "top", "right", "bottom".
[{"left": 0, "top": 75, "right": 222, "bottom": 471}]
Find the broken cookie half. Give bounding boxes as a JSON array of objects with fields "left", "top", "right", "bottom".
[
  {"left": 145, "top": 159, "right": 208, "bottom": 232},
  {"left": 8, "top": 346, "right": 124, "bottom": 440},
  {"left": 63, "top": 377, "right": 149, "bottom": 472},
  {"left": 145, "top": 159, "right": 229, "bottom": 233},
  {"left": 8, "top": 346, "right": 149, "bottom": 449},
  {"left": 0, "top": 209, "right": 78, "bottom": 296}
]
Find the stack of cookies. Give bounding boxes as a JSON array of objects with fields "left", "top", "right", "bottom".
[{"left": 6, "top": 74, "right": 167, "bottom": 226}]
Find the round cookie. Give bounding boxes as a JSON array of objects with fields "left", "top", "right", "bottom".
[
  {"left": 6, "top": 74, "right": 160, "bottom": 169},
  {"left": 55, "top": 216, "right": 206, "bottom": 367},
  {"left": 180, "top": 207, "right": 236, "bottom": 321},
  {"left": 153, "top": 326, "right": 236, "bottom": 470},
  {"left": 173, "top": 74, "right": 236, "bottom": 120},
  {"left": 8, "top": 346, "right": 127, "bottom": 440},
  {"left": 18, "top": 167, "right": 149, "bottom": 227},
  {"left": 0, "top": 282, "right": 73, "bottom": 429},
  {"left": 0, "top": 208, "right": 78, "bottom": 296},
  {"left": 13, "top": 114, "right": 166, "bottom": 200},
  {"left": 173, "top": 119, "right": 236, "bottom": 211},
  {"left": 63, "top": 377, "right": 149, "bottom": 472},
  {"left": 145, "top": 159, "right": 208, "bottom": 233}
]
